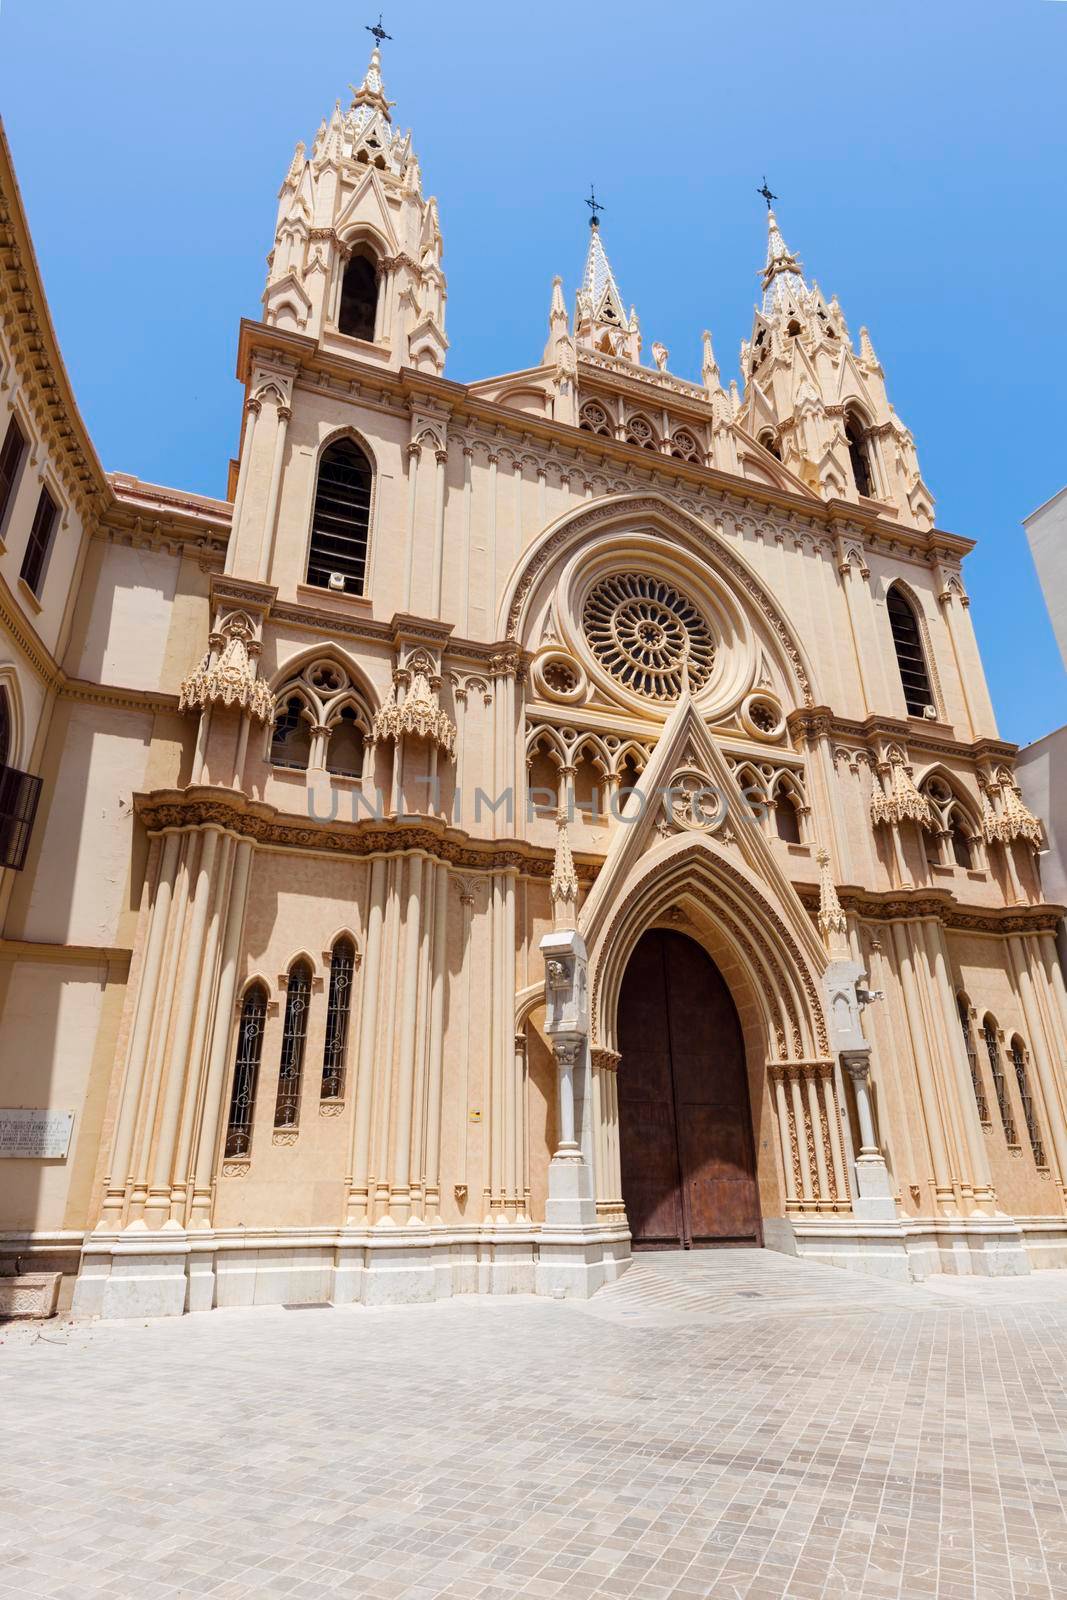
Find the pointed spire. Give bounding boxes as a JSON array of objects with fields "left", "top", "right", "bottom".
[
  {"left": 350, "top": 45, "right": 394, "bottom": 120},
  {"left": 577, "top": 221, "right": 627, "bottom": 330},
  {"left": 761, "top": 208, "right": 809, "bottom": 317},
  {"left": 283, "top": 140, "right": 305, "bottom": 190},
  {"left": 815, "top": 848, "right": 850, "bottom": 959},
  {"left": 551, "top": 808, "right": 580, "bottom": 929},
  {"left": 701, "top": 329, "right": 721, "bottom": 392}
]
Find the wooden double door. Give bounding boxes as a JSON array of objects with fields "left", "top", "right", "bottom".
[{"left": 617, "top": 928, "right": 762, "bottom": 1249}]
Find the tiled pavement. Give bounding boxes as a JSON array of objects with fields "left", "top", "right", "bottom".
[{"left": 2, "top": 1252, "right": 1066, "bottom": 1600}]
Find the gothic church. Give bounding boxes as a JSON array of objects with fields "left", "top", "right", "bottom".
[{"left": 1, "top": 45, "right": 1065, "bottom": 1319}]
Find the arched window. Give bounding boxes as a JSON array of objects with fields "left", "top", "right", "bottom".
[
  {"left": 0, "top": 687, "right": 9, "bottom": 768},
  {"left": 773, "top": 779, "right": 801, "bottom": 843},
  {"left": 1010, "top": 1037, "right": 1045, "bottom": 1166},
  {"left": 625, "top": 415, "right": 658, "bottom": 452},
  {"left": 579, "top": 402, "right": 611, "bottom": 437},
  {"left": 274, "top": 961, "right": 312, "bottom": 1129},
  {"left": 670, "top": 431, "right": 701, "bottom": 464},
  {"left": 526, "top": 735, "right": 560, "bottom": 819},
  {"left": 758, "top": 430, "right": 782, "bottom": 462},
  {"left": 957, "top": 995, "right": 989, "bottom": 1124},
  {"left": 616, "top": 752, "right": 643, "bottom": 812},
  {"left": 983, "top": 1017, "right": 1016, "bottom": 1144},
  {"left": 338, "top": 250, "right": 379, "bottom": 341},
  {"left": 844, "top": 409, "right": 873, "bottom": 497},
  {"left": 949, "top": 816, "right": 973, "bottom": 870},
  {"left": 306, "top": 437, "right": 373, "bottom": 596},
  {"left": 271, "top": 696, "right": 312, "bottom": 770},
  {"left": 325, "top": 705, "right": 366, "bottom": 777},
  {"left": 887, "top": 586, "right": 935, "bottom": 717},
  {"left": 225, "top": 983, "right": 268, "bottom": 1158},
  {"left": 321, "top": 937, "right": 356, "bottom": 1100}
]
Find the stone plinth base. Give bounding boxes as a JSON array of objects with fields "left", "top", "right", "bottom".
[
  {"left": 72, "top": 1217, "right": 632, "bottom": 1319},
  {"left": 0, "top": 1272, "right": 61, "bottom": 1319},
  {"left": 772, "top": 1212, "right": 1033, "bottom": 1282}
]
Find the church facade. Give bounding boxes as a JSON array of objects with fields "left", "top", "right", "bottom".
[{"left": 2, "top": 49, "right": 1066, "bottom": 1319}]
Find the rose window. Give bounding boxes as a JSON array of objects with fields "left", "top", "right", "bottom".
[{"left": 582, "top": 573, "right": 715, "bottom": 701}]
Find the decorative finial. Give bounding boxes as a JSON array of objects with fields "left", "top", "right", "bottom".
[
  {"left": 366, "top": 12, "right": 392, "bottom": 47},
  {"left": 550, "top": 808, "right": 580, "bottom": 929},
  {"left": 758, "top": 177, "right": 778, "bottom": 210},
  {"left": 815, "top": 847, "right": 849, "bottom": 957},
  {"left": 585, "top": 184, "right": 605, "bottom": 229}
]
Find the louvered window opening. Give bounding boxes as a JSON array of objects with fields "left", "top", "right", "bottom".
[
  {"left": 321, "top": 940, "right": 355, "bottom": 1100},
  {"left": 958, "top": 998, "right": 989, "bottom": 1124},
  {"left": 274, "top": 963, "right": 312, "bottom": 1128},
  {"left": 1010, "top": 1039, "right": 1045, "bottom": 1166},
  {"left": 0, "top": 416, "right": 27, "bottom": 529},
  {"left": 983, "top": 1020, "right": 1016, "bottom": 1145},
  {"left": 225, "top": 986, "right": 268, "bottom": 1157},
  {"left": 306, "top": 440, "right": 372, "bottom": 595},
  {"left": 0, "top": 763, "right": 43, "bottom": 872},
  {"left": 887, "top": 589, "right": 934, "bottom": 716},
  {"left": 19, "top": 486, "right": 59, "bottom": 596}
]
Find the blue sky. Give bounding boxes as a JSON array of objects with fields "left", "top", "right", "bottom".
[{"left": 2, "top": 0, "right": 1065, "bottom": 745}]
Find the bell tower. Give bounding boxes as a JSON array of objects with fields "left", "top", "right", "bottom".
[
  {"left": 738, "top": 200, "right": 934, "bottom": 528},
  {"left": 262, "top": 37, "right": 448, "bottom": 374}
]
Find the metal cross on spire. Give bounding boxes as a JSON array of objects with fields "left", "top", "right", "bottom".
[
  {"left": 585, "top": 184, "right": 605, "bottom": 228},
  {"left": 366, "top": 12, "right": 392, "bottom": 47},
  {"left": 758, "top": 177, "right": 778, "bottom": 210}
]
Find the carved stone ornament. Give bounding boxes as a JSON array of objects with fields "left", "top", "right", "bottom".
[
  {"left": 371, "top": 653, "right": 456, "bottom": 755},
  {"left": 870, "top": 749, "right": 935, "bottom": 831},
  {"left": 179, "top": 617, "right": 274, "bottom": 724},
  {"left": 986, "top": 776, "right": 1043, "bottom": 849}
]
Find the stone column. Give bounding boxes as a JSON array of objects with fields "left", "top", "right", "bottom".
[
  {"left": 224, "top": 398, "right": 260, "bottom": 576},
  {"left": 841, "top": 1052, "right": 895, "bottom": 1220},
  {"left": 922, "top": 919, "right": 996, "bottom": 1209},
  {"left": 256, "top": 403, "right": 291, "bottom": 583},
  {"left": 143, "top": 826, "right": 222, "bottom": 1228},
  {"left": 346, "top": 855, "right": 387, "bottom": 1224},
  {"left": 889, "top": 922, "right": 955, "bottom": 1209},
  {"left": 1007, "top": 935, "right": 1067, "bottom": 1199},
  {"left": 390, "top": 852, "right": 424, "bottom": 1222},
  {"left": 188, "top": 837, "right": 254, "bottom": 1225},
  {"left": 423, "top": 861, "right": 450, "bottom": 1220},
  {"left": 97, "top": 830, "right": 182, "bottom": 1228}
]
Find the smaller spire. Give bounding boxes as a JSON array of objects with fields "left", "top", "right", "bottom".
[
  {"left": 701, "top": 329, "right": 721, "bottom": 392},
  {"left": 551, "top": 809, "right": 580, "bottom": 929},
  {"left": 815, "top": 847, "right": 849, "bottom": 959},
  {"left": 761, "top": 207, "right": 809, "bottom": 318}
]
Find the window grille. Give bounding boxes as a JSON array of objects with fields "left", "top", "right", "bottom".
[
  {"left": 0, "top": 690, "right": 10, "bottom": 767},
  {"left": 19, "top": 487, "right": 59, "bottom": 596},
  {"left": 0, "top": 415, "right": 27, "bottom": 531},
  {"left": 887, "top": 587, "right": 934, "bottom": 716},
  {"left": 983, "top": 1018, "right": 1016, "bottom": 1144},
  {"left": 274, "top": 962, "right": 312, "bottom": 1128},
  {"left": 958, "top": 997, "right": 989, "bottom": 1124},
  {"left": 225, "top": 984, "right": 268, "bottom": 1157},
  {"left": 0, "top": 763, "right": 43, "bottom": 872},
  {"left": 321, "top": 938, "right": 355, "bottom": 1099},
  {"left": 306, "top": 439, "right": 372, "bottom": 595},
  {"left": 1010, "top": 1038, "right": 1045, "bottom": 1166}
]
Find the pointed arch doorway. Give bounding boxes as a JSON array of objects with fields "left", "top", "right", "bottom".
[{"left": 617, "top": 928, "right": 762, "bottom": 1249}]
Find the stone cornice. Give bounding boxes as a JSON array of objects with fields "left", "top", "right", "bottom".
[
  {"left": 0, "top": 124, "right": 108, "bottom": 521},
  {"left": 788, "top": 707, "right": 1018, "bottom": 767},
  {"left": 234, "top": 318, "right": 974, "bottom": 564},
  {"left": 133, "top": 786, "right": 602, "bottom": 881},
  {"left": 101, "top": 475, "right": 231, "bottom": 562},
  {"left": 795, "top": 881, "right": 1063, "bottom": 936}
]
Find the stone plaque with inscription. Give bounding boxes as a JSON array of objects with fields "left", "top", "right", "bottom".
[{"left": 0, "top": 1110, "right": 75, "bottom": 1159}]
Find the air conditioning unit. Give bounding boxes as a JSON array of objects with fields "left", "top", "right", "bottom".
[
  {"left": 328, "top": 572, "right": 346, "bottom": 591},
  {"left": 923, "top": 704, "right": 938, "bottom": 720}
]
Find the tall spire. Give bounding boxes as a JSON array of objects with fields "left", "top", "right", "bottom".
[
  {"left": 761, "top": 208, "right": 809, "bottom": 317},
  {"left": 551, "top": 809, "right": 580, "bottom": 930}
]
